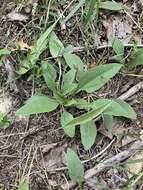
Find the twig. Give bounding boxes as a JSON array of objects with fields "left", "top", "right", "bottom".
[
  {"left": 48, "top": 138, "right": 115, "bottom": 173},
  {"left": 118, "top": 81, "right": 143, "bottom": 100},
  {"left": 124, "top": 10, "right": 143, "bottom": 33},
  {"left": 61, "top": 81, "right": 143, "bottom": 189},
  {"left": 82, "top": 138, "right": 115, "bottom": 164},
  {"left": 0, "top": 154, "right": 18, "bottom": 158},
  {"left": 59, "top": 82, "right": 143, "bottom": 189},
  {"left": 73, "top": 44, "right": 143, "bottom": 53},
  {"left": 61, "top": 140, "right": 143, "bottom": 189}
]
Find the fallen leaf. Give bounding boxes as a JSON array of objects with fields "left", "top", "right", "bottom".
[
  {"left": 88, "top": 60, "right": 97, "bottom": 69},
  {"left": 0, "top": 90, "right": 12, "bottom": 114},
  {"left": 40, "top": 143, "right": 58, "bottom": 154},
  {"left": 7, "top": 11, "right": 29, "bottom": 21},
  {"left": 103, "top": 14, "right": 132, "bottom": 44},
  {"left": 16, "top": 38, "right": 32, "bottom": 51},
  {"left": 42, "top": 144, "right": 67, "bottom": 171},
  {"left": 126, "top": 152, "right": 143, "bottom": 175},
  {"left": 99, "top": 119, "right": 137, "bottom": 150}
]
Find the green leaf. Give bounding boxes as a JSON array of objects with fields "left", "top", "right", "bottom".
[
  {"left": 67, "top": 148, "right": 84, "bottom": 183},
  {"left": 110, "top": 99, "right": 136, "bottom": 119},
  {"left": 100, "top": 1, "right": 124, "bottom": 11},
  {"left": 103, "top": 114, "right": 113, "bottom": 135},
  {"left": 18, "top": 178, "right": 29, "bottom": 190},
  {"left": 0, "top": 48, "right": 11, "bottom": 57},
  {"left": 64, "top": 98, "right": 90, "bottom": 110},
  {"left": 80, "top": 121, "right": 97, "bottom": 150},
  {"left": 85, "top": 0, "right": 97, "bottom": 25},
  {"left": 19, "top": 24, "right": 55, "bottom": 74},
  {"left": 110, "top": 37, "right": 124, "bottom": 61},
  {"left": 77, "top": 63, "right": 122, "bottom": 93},
  {"left": 64, "top": 53, "right": 85, "bottom": 73},
  {"left": 128, "top": 48, "right": 143, "bottom": 69},
  {"left": 92, "top": 99, "right": 136, "bottom": 119},
  {"left": 61, "top": 111, "right": 75, "bottom": 137},
  {"left": 53, "top": 91, "right": 66, "bottom": 104},
  {"left": 0, "top": 113, "right": 10, "bottom": 129},
  {"left": 49, "top": 32, "right": 64, "bottom": 57},
  {"left": 16, "top": 96, "right": 59, "bottom": 115},
  {"left": 29, "top": 24, "right": 55, "bottom": 64},
  {"left": 42, "top": 61, "right": 57, "bottom": 91},
  {"left": 65, "top": 101, "right": 111, "bottom": 128},
  {"left": 62, "top": 69, "right": 77, "bottom": 95},
  {"left": 63, "top": 0, "right": 85, "bottom": 23},
  {"left": 0, "top": 49, "right": 11, "bottom": 66}
]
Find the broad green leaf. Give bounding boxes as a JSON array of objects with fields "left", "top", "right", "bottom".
[
  {"left": 110, "top": 37, "right": 124, "bottom": 61},
  {"left": 16, "top": 96, "right": 59, "bottom": 115},
  {"left": 63, "top": 0, "right": 85, "bottom": 23},
  {"left": 29, "top": 24, "right": 55, "bottom": 64},
  {"left": 92, "top": 99, "right": 136, "bottom": 119},
  {"left": 49, "top": 32, "right": 64, "bottom": 57},
  {"left": 103, "top": 114, "right": 113, "bottom": 135},
  {"left": 53, "top": 91, "right": 66, "bottom": 104},
  {"left": 0, "top": 48, "right": 11, "bottom": 57},
  {"left": 64, "top": 53, "right": 85, "bottom": 73},
  {"left": 110, "top": 99, "right": 136, "bottom": 119},
  {"left": 18, "top": 178, "right": 29, "bottom": 190},
  {"left": 85, "top": 0, "right": 97, "bottom": 25},
  {"left": 64, "top": 98, "right": 90, "bottom": 110},
  {"left": 62, "top": 69, "right": 77, "bottom": 95},
  {"left": 100, "top": 1, "right": 124, "bottom": 11},
  {"left": 128, "top": 48, "right": 143, "bottom": 69},
  {"left": 80, "top": 121, "right": 97, "bottom": 150},
  {"left": 64, "top": 45, "right": 74, "bottom": 54},
  {"left": 61, "top": 111, "right": 75, "bottom": 137},
  {"left": 67, "top": 148, "right": 84, "bottom": 183},
  {"left": 77, "top": 63, "right": 122, "bottom": 93},
  {"left": 42, "top": 61, "right": 57, "bottom": 91},
  {"left": 65, "top": 101, "right": 111, "bottom": 128},
  {"left": 19, "top": 24, "right": 55, "bottom": 74}
]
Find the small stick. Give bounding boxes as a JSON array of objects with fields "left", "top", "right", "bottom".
[
  {"left": 61, "top": 140, "right": 143, "bottom": 189},
  {"left": 0, "top": 154, "right": 17, "bottom": 158},
  {"left": 73, "top": 44, "right": 143, "bottom": 53},
  {"left": 118, "top": 81, "right": 143, "bottom": 100},
  {"left": 49, "top": 138, "right": 115, "bottom": 173},
  {"left": 60, "top": 81, "right": 143, "bottom": 189}
]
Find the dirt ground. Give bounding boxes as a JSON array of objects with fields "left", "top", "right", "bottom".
[{"left": 0, "top": 1, "right": 143, "bottom": 190}]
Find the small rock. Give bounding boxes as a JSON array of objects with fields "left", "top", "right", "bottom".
[{"left": 7, "top": 11, "right": 29, "bottom": 21}]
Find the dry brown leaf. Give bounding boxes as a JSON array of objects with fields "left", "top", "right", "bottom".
[
  {"left": 40, "top": 143, "right": 58, "bottom": 154},
  {"left": 16, "top": 38, "right": 32, "bottom": 51},
  {"left": 99, "top": 119, "right": 137, "bottom": 149},
  {"left": 121, "top": 135, "right": 135, "bottom": 147},
  {"left": 88, "top": 60, "right": 97, "bottom": 69},
  {"left": 103, "top": 14, "right": 132, "bottom": 44},
  {"left": 99, "top": 120, "right": 124, "bottom": 141},
  {"left": 42, "top": 144, "right": 67, "bottom": 171},
  {"left": 126, "top": 152, "right": 143, "bottom": 175}
]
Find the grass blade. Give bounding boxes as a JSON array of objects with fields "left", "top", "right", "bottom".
[
  {"left": 85, "top": 0, "right": 97, "bottom": 25},
  {"left": 63, "top": 0, "right": 85, "bottom": 23}
]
